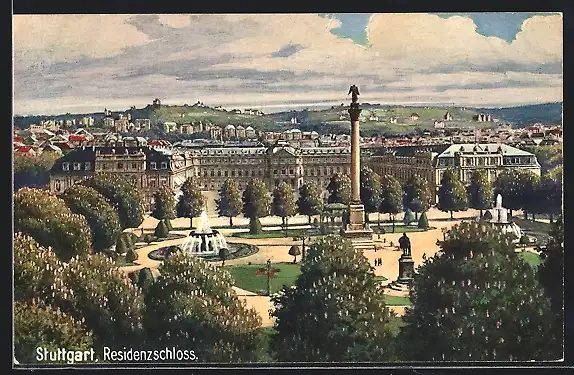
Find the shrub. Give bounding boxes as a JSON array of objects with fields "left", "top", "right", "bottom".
[
  {"left": 418, "top": 211, "right": 429, "bottom": 229},
  {"left": 115, "top": 236, "right": 128, "bottom": 255},
  {"left": 154, "top": 221, "right": 169, "bottom": 238},
  {"left": 125, "top": 248, "right": 138, "bottom": 263},
  {"left": 163, "top": 219, "right": 173, "bottom": 231},
  {"left": 403, "top": 209, "right": 415, "bottom": 225}
]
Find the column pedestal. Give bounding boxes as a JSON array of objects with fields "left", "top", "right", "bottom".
[
  {"left": 388, "top": 254, "right": 415, "bottom": 292},
  {"left": 343, "top": 202, "right": 376, "bottom": 251}
]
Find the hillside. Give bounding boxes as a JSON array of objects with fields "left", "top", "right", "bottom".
[{"left": 476, "top": 102, "right": 562, "bottom": 127}]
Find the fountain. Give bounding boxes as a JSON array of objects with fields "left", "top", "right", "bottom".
[
  {"left": 479, "top": 194, "right": 523, "bottom": 242},
  {"left": 179, "top": 210, "right": 228, "bottom": 256}
]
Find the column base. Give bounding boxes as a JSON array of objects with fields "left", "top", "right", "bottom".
[{"left": 343, "top": 203, "right": 375, "bottom": 251}]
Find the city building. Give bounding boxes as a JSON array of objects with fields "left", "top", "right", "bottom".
[{"left": 408, "top": 113, "right": 420, "bottom": 121}]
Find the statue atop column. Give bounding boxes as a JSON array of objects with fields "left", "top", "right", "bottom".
[{"left": 348, "top": 85, "right": 360, "bottom": 107}]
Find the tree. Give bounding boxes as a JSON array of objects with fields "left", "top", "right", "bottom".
[
  {"left": 52, "top": 254, "right": 145, "bottom": 350},
  {"left": 418, "top": 211, "right": 429, "bottom": 229},
  {"left": 115, "top": 235, "right": 128, "bottom": 255},
  {"left": 271, "top": 235, "right": 395, "bottom": 362},
  {"left": 327, "top": 172, "right": 351, "bottom": 205},
  {"left": 14, "top": 301, "right": 94, "bottom": 364},
  {"left": 142, "top": 251, "right": 265, "bottom": 362},
  {"left": 493, "top": 170, "right": 522, "bottom": 218},
  {"left": 403, "top": 175, "right": 433, "bottom": 220},
  {"left": 137, "top": 267, "right": 155, "bottom": 291},
  {"left": 537, "top": 216, "right": 564, "bottom": 358},
  {"left": 288, "top": 245, "right": 301, "bottom": 264},
  {"left": 437, "top": 169, "right": 468, "bottom": 219},
  {"left": 14, "top": 188, "right": 93, "bottom": 262},
  {"left": 82, "top": 173, "right": 144, "bottom": 229},
  {"left": 151, "top": 185, "right": 176, "bottom": 221},
  {"left": 61, "top": 185, "right": 122, "bottom": 253},
  {"left": 360, "top": 167, "right": 381, "bottom": 223},
  {"left": 176, "top": 178, "right": 205, "bottom": 229},
  {"left": 125, "top": 248, "right": 138, "bottom": 263},
  {"left": 297, "top": 182, "right": 323, "bottom": 224},
  {"left": 272, "top": 182, "right": 297, "bottom": 231},
  {"left": 216, "top": 179, "right": 243, "bottom": 227},
  {"left": 163, "top": 218, "right": 173, "bottom": 231},
  {"left": 14, "top": 233, "right": 62, "bottom": 304},
  {"left": 14, "top": 152, "right": 59, "bottom": 191},
  {"left": 219, "top": 248, "right": 230, "bottom": 266},
  {"left": 398, "top": 221, "right": 557, "bottom": 361},
  {"left": 379, "top": 175, "right": 403, "bottom": 232},
  {"left": 517, "top": 172, "right": 540, "bottom": 220},
  {"left": 242, "top": 179, "right": 271, "bottom": 235},
  {"left": 467, "top": 170, "right": 493, "bottom": 216},
  {"left": 154, "top": 220, "right": 169, "bottom": 238},
  {"left": 403, "top": 208, "right": 415, "bottom": 225},
  {"left": 532, "top": 176, "right": 562, "bottom": 222}
]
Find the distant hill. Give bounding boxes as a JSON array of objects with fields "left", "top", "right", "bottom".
[{"left": 477, "top": 102, "right": 562, "bottom": 127}]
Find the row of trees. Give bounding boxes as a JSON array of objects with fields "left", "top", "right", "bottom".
[{"left": 14, "top": 174, "right": 145, "bottom": 261}]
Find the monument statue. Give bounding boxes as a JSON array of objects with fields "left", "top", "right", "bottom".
[
  {"left": 399, "top": 233, "right": 411, "bottom": 257},
  {"left": 348, "top": 85, "right": 360, "bottom": 105}
]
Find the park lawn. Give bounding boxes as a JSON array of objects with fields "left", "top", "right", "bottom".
[
  {"left": 223, "top": 263, "right": 302, "bottom": 295},
  {"left": 232, "top": 228, "right": 322, "bottom": 239},
  {"left": 384, "top": 295, "right": 412, "bottom": 306},
  {"left": 373, "top": 275, "right": 388, "bottom": 282},
  {"left": 520, "top": 251, "right": 542, "bottom": 267}
]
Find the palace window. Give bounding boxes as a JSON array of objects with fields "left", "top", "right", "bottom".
[
  {"left": 273, "top": 169, "right": 278, "bottom": 175},
  {"left": 217, "top": 170, "right": 221, "bottom": 177},
  {"left": 281, "top": 169, "right": 286, "bottom": 175},
  {"left": 210, "top": 170, "right": 215, "bottom": 177},
  {"left": 258, "top": 170, "right": 263, "bottom": 176},
  {"left": 224, "top": 171, "right": 228, "bottom": 177},
  {"left": 336, "top": 167, "right": 341, "bottom": 173},
  {"left": 238, "top": 170, "right": 242, "bottom": 177},
  {"left": 73, "top": 162, "right": 81, "bottom": 171},
  {"left": 85, "top": 162, "right": 91, "bottom": 171},
  {"left": 55, "top": 180, "right": 61, "bottom": 192},
  {"left": 290, "top": 169, "right": 294, "bottom": 175},
  {"left": 117, "top": 162, "right": 124, "bottom": 169},
  {"left": 150, "top": 162, "right": 157, "bottom": 170},
  {"left": 132, "top": 162, "right": 138, "bottom": 169},
  {"left": 62, "top": 162, "right": 70, "bottom": 171},
  {"left": 231, "top": 170, "right": 235, "bottom": 177},
  {"left": 160, "top": 178, "right": 167, "bottom": 186},
  {"left": 251, "top": 170, "right": 255, "bottom": 176},
  {"left": 161, "top": 162, "right": 168, "bottom": 169}
]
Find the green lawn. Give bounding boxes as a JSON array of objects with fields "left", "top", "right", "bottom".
[
  {"left": 232, "top": 228, "right": 322, "bottom": 239},
  {"left": 374, "top": 275, "right": 388, "bottom": 282},
  {"left": 520, "top": 251, "right": 542, "bottom": 267},
  {"left": 384, "top": 295, "right": 412, "bottom": 306},
  {"left": 223, "top": 263, "right": 302, "bottom": 295}
]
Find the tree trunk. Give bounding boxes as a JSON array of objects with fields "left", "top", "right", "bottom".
[
  {"left": 229, "top": 216, "right": 233, "bottom": 227},
  {"left": 524, "top": 210, "right": 528, "bottom": 220},
  {"left": 378, "top": 212, "right": 381, "bottom": 228},
  {"left": 532, "top": 213, "right": 536, "bottom": 221},
  {"left": 190, "top": 217, "right": 193, "bottom": 229},
  {"left": 222, "top": 259, "right": 225, "bottom": 266},
  {"left": 392, "top": 216, "right": 396, "bottom": 233},
  {"left": 415, "top": 211, "right": 419, "bottom": 221},
  {"left": 509, "top": 209, "right": 513, "bottom": 218},
  {"left": 293, "top": 255, "right": 297, "bottom": 264},
  {"left": 450, "top": 210, "right": 453, "bottom": 220},
  {"left": 308, "top": 215, "right": 312, "bottom": 224},
  {"left": 550, "top": 213, "right": 554, "bottom": 223},
  {"left": 479, "top": 209, "right": 483, "bottom": 217}
]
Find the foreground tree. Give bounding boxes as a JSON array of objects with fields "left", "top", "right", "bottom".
[
  {"left": 52, "top": 254, "right": 145, "bottom": 350},
  {"left": 242, "top": 179, "right": 271, "bottom": 235},
  {"left": 272, "top": 182, "right": 297, "bottom": 230},
  {"left": 14, "top": 301, "right": 94, "bottom": 364},
  {"left": 327, "top": 173, "right": 351, "bottom": 205},
  {"left": 14, "top": 152, "right": 59, "bottom": 191},
  {"left": 297, "top": 182, "right": 323, "bottom": 224},
  {"left": 143, "top": 252, "right": 265, "bottom": 362},
  {"left": 467, "top": 170, "right": 493, "bottom": 216},
  {"left": 216, "top": 179, "right": 243, "bottom": 227},
  {"left": 398, "top": 221, "right": 556, "bottom": 361},
  {"left": 271, "top": 236, "right": 395, "bottom": 362},
  {"left": 360, "top": 167, "right": 381, "bottom": 224},
  {"left": 151, "top": 185, "right": 176, "bottom": 221},
  {"left": 437, "top": 169, "right": 468, "bottom": 219},
  {"left": 14, "top": 188, "right": 93, "bottom": 261},
  {"left": 61, "top": 185, "right": 122, "bottom": 252},
  {"left": 403, "top": 175, "right": 433, "bottom": 220},
  {"left": 82, "top": 173, "right": 144, "bottom": 229},
  {"left": 379, "top": 175, "right": 403, "bottom": 232},
  {"left": 177, "top": 178, "right": 205, "bottom": 229}
]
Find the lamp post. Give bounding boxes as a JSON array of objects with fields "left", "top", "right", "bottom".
[{"left": 266, "top": 259, "right": 271, "bottom": 296}]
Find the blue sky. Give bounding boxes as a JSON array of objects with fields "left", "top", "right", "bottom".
[{"left": 13, "top": 13, "right": 563, "bottom": 115}]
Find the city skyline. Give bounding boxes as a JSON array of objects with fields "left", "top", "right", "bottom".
[{"left": 13, "top": 13, "right": 563, "bottom": 116}]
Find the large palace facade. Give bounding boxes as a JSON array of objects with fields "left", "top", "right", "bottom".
[{"left": 49, "top": 138, "right": 540, "bottom": 209}]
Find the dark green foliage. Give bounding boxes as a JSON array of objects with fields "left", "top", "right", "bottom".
[
  {"left": 14, "top": 152, "right": 58, "bottom": 191},
  {"left": 249, "top": 217, "right": 263, "bottom": 235},
  {"left": 532, "top": 177, "right": 562, "bottom": 219},
  {"left": 493, "top": 170, "right": 523, "bottom": 215},
  {"left": 151, "top": 186, "right": 176, "bottom": 220},
  {"left": 467, "top": 170, "right": 493, "bottom": 212},
  {"left": 297, "top": 182, "right": 323, "bottom": 222},
  {"left": 398, "top": 221, "right": 556, "bottom": 361},
  {"left": 61, "top": 185, "right": 121, "bottom": 252},
  {"left": 163, "top": 219, "right": 173, "bottom": 231},
  {"left": 14, "top": 187, "right": 93, "bottom": 262},
  {"left": 137, "top": 267, "right": 155, "bottom": 291},
  {"left": 142, "top": 252, "right": 266, "bottom": 362},
  {"left": 219, "top": 248, "right": 230, "bottom": 266},
  {"left": 327, "top": 173, "right": 351, "bottom": 205},
  {"left": 288, "top": 245, "right": 301, "bottom": 263},
  {"left": 403, "top": 209, "right": 415, "bottom": 225},
  {"left": 125, "top": 248, "right": 138, "bottom": 263},
  {"left": 379, "top": 175, "right": 403, "bottom": 218},
  {"left": 360, "top": 167, "right": 381, "bottom": 220},
  {"left": 154, "top": 221, "right": 169, "bottom": 238},
  {"left": 271, "top": 235, "right": 395, "bottom": 362},
  {"left": 216, "top": 179, "right": 243, "bottom": 227},
  {"left": 14, "top": 301, "right": 94, "bottom": 364},
  {"left": 272, "top": 181, "right": 297, "bottom": 228},
  {"left": 82, "top": 173, "right": 144, "bottom": 229},
  {"left": 418, "top": 211, "right": 429, "bottom": 229},
  {"left": 243, "top": 179, "right": 271, "bottom": 234},
  {"left": 437, "top": 169, "right": 468, "bottom": 219},
  {"left": 403, "top": 175, "right": 433, "bottom": 213},
  {"left": 177, "top": 178, "right": 205, "bottom": 228},
  {"left": 115, "top": 236, "right": 128, "bottom": 254}
]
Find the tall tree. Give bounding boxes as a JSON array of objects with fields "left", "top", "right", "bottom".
[
  {"left": 360, "top": 167, "right": 381, "bottom": 224},
  {"left": 82, "top": 173, "right": 144, "bottom": 229},
  {"left": 398, "top": 221, "right": 556, "bottom": 361},
  {"left": 403, "top": 174, "right": 433, "bottom": 220},
  {"left": 14, "top": 152, "right": 59, "bottom": 191},
  {"left": 14, "top": 188, "right": 93, "bottom": 262},
  {"left": 533, "top": 177, "right": 562, "bottom": 222},
  {"left": 242, "top": 179, "right": 271, "bottom": 235},
  {"left": 176, "top": 178, "right": 205, "bottom": 229},
  {"left": 537, "top": 215, "right": 564, "bottom": 358},
  {"left": 61, "top": 185, "right": 122, "bottom": 252},
  {"left": 327, "top": 172, "right": 351, "bottom": 205},
  {"left": 379, "top": 175, "right": 403, "bottom": 233},
  {"left": 517, "top": 171, "right": 540, "bottom": 220},
  {"left": 142, "top": 251, "right": 265, "bottom": 362},
  {"left": 271, "top": 235, "right": 395, "bottom": 362},
  {"left": 297, "top": 182, "right": 323, "bottom": 224},
  {"left": 272, "top": 181, "right": 297, "bottom": 230},
  {"left": 437, "top": 169, "right": 468, "bottom": 219},
  {"left": 493, "top": 170, "right": 522, "bottom": 218},
  {"left": 151, "top": 185, "right": 176, "bottom": 221},
  {"left": 467, "top": 170, "right": 493, "bottom": 216},
  {"left": 216, "top": 179, "right": 243, "bottom": 227}
]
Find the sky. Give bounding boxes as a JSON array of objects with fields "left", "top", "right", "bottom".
[{"left": 13, "top": 13, "right": 563, "bottom": 116}]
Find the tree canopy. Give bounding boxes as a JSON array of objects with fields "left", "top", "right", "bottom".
[
  {"left": 272, "top": 181, "right": 297, "bottom": 226},
  {"left": 216, "top": 179, "right": 243, "bottom": 227},
  {"left": 177, "top": 178, "right": 205, "bottom": 227},
  {"left": 327, "top": 173, "right": 351, "bottom": 205},
  {"left": 403, "top": 175, "right": 433, "bottom": 213},
  {"left": 379, "top": 175, "right": 403, "bottom": 217},
  {"left": 360, "top": 167, "right": 381, "bottom": 220},
  {"left": 467, "top": 170, "right": 493, "bottom": 213},
  {"left": 297, "top": 182, "right": 323, "bottom": 221},
  {"left": 151, "top": 185, "right": 176, "bottom": 221},
  {"left": 437, "top": 169, "right": 468, "bottom": 219}
]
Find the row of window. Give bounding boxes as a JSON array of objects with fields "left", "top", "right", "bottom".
[{"left": 62, "top": 161, "right": 169, "bottom": 171}]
